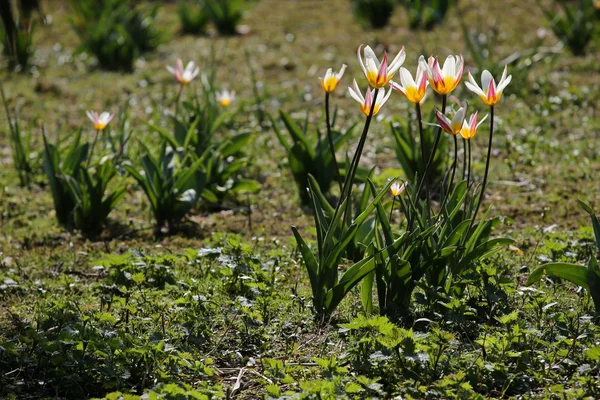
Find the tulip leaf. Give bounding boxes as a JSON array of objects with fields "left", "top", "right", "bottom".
[{"left": 527, "top": 262, "right": 589, "bottom": 290}]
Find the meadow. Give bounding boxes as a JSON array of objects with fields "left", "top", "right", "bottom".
[{"left": 1, "top": 0, "right": 600, "bottom": 398}]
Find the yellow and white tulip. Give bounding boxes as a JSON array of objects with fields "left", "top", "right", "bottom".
[
  {"left": 389, "top": 64, "right": 428, "bottom": 104},
  {"left": 460, "top": 111, "right": 488, "bottom": 140},
  {"left": 216, "top": 89, "right": 235, "bottom": 107},
  {"left": 357, "top": 45, "right": 406, "bottom": 89},
  {"left": 390, "top": 180, "right": 408, "bottom": 197},
  {"left": 465, "top": 66, "right": 512, "bottom": 106},
  {"left": 434, "top": 105, "right": 467, "bottom": 136},
  {"left": 348, "top": 79, "right": 392, "bottom": 116},
  {"left": 166, "top": 59, "right": 200, "bottom": 85},
  {"left": 419, "top": 55, "right": 464, "bottom": 95},
  {"left": 86, "top": 111, "right": 115, "bottom": 131},
  {"left": 320, "top": 64, "right": 347, "bottom": 93}
]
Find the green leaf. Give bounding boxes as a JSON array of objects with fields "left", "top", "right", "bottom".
[
  {"left": 324, "top": 255, "right": 376, "bottom": 312},
  {"left": 291, "top": 226, "right": 320, "bottom": 307},
  {"left": 527, "top": 262, "right": 589, "bottom": 290}
]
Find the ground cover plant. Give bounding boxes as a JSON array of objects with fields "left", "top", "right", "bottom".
[{"left": 2, "top": 0, "right": 600, "bottom": 399}]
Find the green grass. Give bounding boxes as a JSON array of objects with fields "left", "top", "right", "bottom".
[{"left": 1, "top": 0, "right": 600, "bottom": 398}]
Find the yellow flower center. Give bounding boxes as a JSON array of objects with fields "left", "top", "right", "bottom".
[
  {"left": 460, "top": 127, "right": 474, "bottom": 139},
  {"left": 431, "top": 76, "right": 458, "bottom": 95},
  {"left": 366, "top": 70, "right": 390, "bottom": 89},
  {"left": 321, "top": 76, "right": 339, "bottom": 93},
  {"left": 220, "top": 98, "right": 231, "bottom": 107},
  {"left": 361, "top": 104, "right": 380, "bottom": 116},
  {"left": 480, "top": 89, "right": 502, "bottom": 106},
  {"left": 94, "top": 123, "right": 106, "bottom": 131},
  {"left": 404, "top": 86, "right": 426, "bottom": 104}
]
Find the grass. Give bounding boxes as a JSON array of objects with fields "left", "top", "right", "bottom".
[{"left": 1, "top": 0, "right": 600, "bottom": 398}]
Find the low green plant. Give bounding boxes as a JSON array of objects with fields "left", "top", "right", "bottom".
[
  {"left": 152, "top": 103, "right": 258, "bottom": 207},
  {"left": 124, "top": 145, "right": 207, "bottom": 233},
  {"left": 42, "top": 128, "right": 87, "bottom": 227},
  {"left": 527, "top": 200, "right": 600, "bottom": 317},
  {"left": 538, "top": 0, "right": 600, "bottom": 56},
  {"left": 293, "top": 177, "right": 395, "bottom": 317},
  {"left": 402, "top": 0, "right": 454, "bottom": 31},
  {"left": 204, "top": 0, "right": 244, "bottom": 35},
  {"left": 69, "top": 0, "right": 163, "bottom": 71},
  {"left": 365, "top": 179, "right": 513, "bottom": 319},
  {"left": 179, "top": 0, "right": 209, "bottom": 35},
  {"left": 272, "top": 109, "right": 356, "bottom": 205},
  {"left": 0, "top": 0, "right": 41, "bottom": 68},
  {"left": 350, "top": 0, "right": 396, "bottom": 29},
  {"left": 42, "top": 129, "right": 126, "bottom": 233},
  {"left": 1, "top": 86, "right": 34, "bottom": 187}
]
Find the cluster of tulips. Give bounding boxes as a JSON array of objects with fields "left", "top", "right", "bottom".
[
  {"left": 288, "top": 43, "right": 514, "bottom": 317},
  {"left": 320, "top": 44, "right": 511, "bottom": 228},
  {"left": 84, "top": 58, "right": 235, "bottom": 142}
]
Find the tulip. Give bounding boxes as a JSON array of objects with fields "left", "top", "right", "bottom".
[
  {"left": 166, "top": 59, "right": 200, "bottom": 85},
  {"left": 86, "top": 111, "right": 114, "bottom": 131},
  {"left": 465, "top": 66, "right": 512, "bottom": 106},
  {"left": 434, "top": 106, "right": 467, "bottom": 136},
  {"left": 216, "top": 89, "right": 235, "bottom": 107},
  {"left": 348, "top": 79, "right": 392, "bottom": 116},
  {"left": 389, "top": 64, "right": 428, "bottom": 104},
  {"left": 419, "top": 55, "right": 464, "bottom": 95},
  {"left": 320, "top": 64, "right": 347, "bottom": 93},
  {"left": 389, "top": 179, "right": 407, "bottom": 222},
  {"left": 357, "top": 45, "right": 405, "bottom": 89},
  {"left": 460, "top": 111, "right": 488, "bottom": 140},
  {"left": 85, "top": 110, "right": 114, "bottom": 167},
  {"left": 390, "top": 180, "right": 407, "bottom": 197}
]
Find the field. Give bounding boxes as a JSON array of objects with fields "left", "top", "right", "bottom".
[{"left": 1, "top": 0, "right": 600, "bottom": 398}]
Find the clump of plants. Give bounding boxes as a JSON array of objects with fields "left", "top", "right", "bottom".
[
  {"left": 0, "top": 0, "right": 43, "bottom": 69},
  {"left": 124, "top": 57, "right": 257, "bottom": 234},
  {"left": 402, "top": 0, "right": 454, "bottom": 31},
  {"left": 539, "top": 0, "right": 600, "bottom": 56},
  {"left": 1, "top": 85, "right": 35, "bottom": 187},
  {"left": 292, "top": 45, "right": 514, "bottom": 319},
  {"left": 42, "top": 111, "right": 127, "bottom": 234},
  {"left": 178, "top": 0, "right": 209, "bottom": 35},
  {"left": 68, "top": 0, "right": 164, "bottom": 71},
  {"left": 350, "top": 0, "right": 397, "bottom": 29},
  {"left": 204, "top": 0, "right": 245, "bottom": 35}
]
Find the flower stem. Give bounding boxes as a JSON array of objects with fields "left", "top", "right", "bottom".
[
  {"left": 468, "top": 105, "right": 494, "bottom": 234},
  {"left": 411, "top": 94, "right": 446, "bottom": 228},
  {"left": 175, "top": 83, "right": 184, "bottom": 117},
  {"left": 389, "top": 196, "right": 396, "bottom": 223},
  {"left": 86, "top": 129, "right": 100, "bottom": 167},
  {"left": 437, "top": 134, "right": 458, "bottom": 220},
  {"left": 462, "top": 138, "right": 467, "bottom": 181},
  {"left": 325, "top": 92, "right": 342, "bottom": 193},
  {"left": 415, "top": 102, "right": 429, "bottom": 215},
  {"left": 331, "top": 88, "right": 379, "bottom": 232},
  {"left": 467, "top": 139, "right": 472, "bottom": 189}
]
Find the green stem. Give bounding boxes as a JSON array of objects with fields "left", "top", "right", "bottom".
[
  {"left": 86, "top": 129, "right": 100, "bottom": 167},
  {"left": 468, "top": 105, "right": 495, "bottom": 234},
  {"left": 389, "top": 196, "right": 396, "bottom": 223},
  {"left": 325, "top": 92, "right": 342, "bottom": 193}
]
